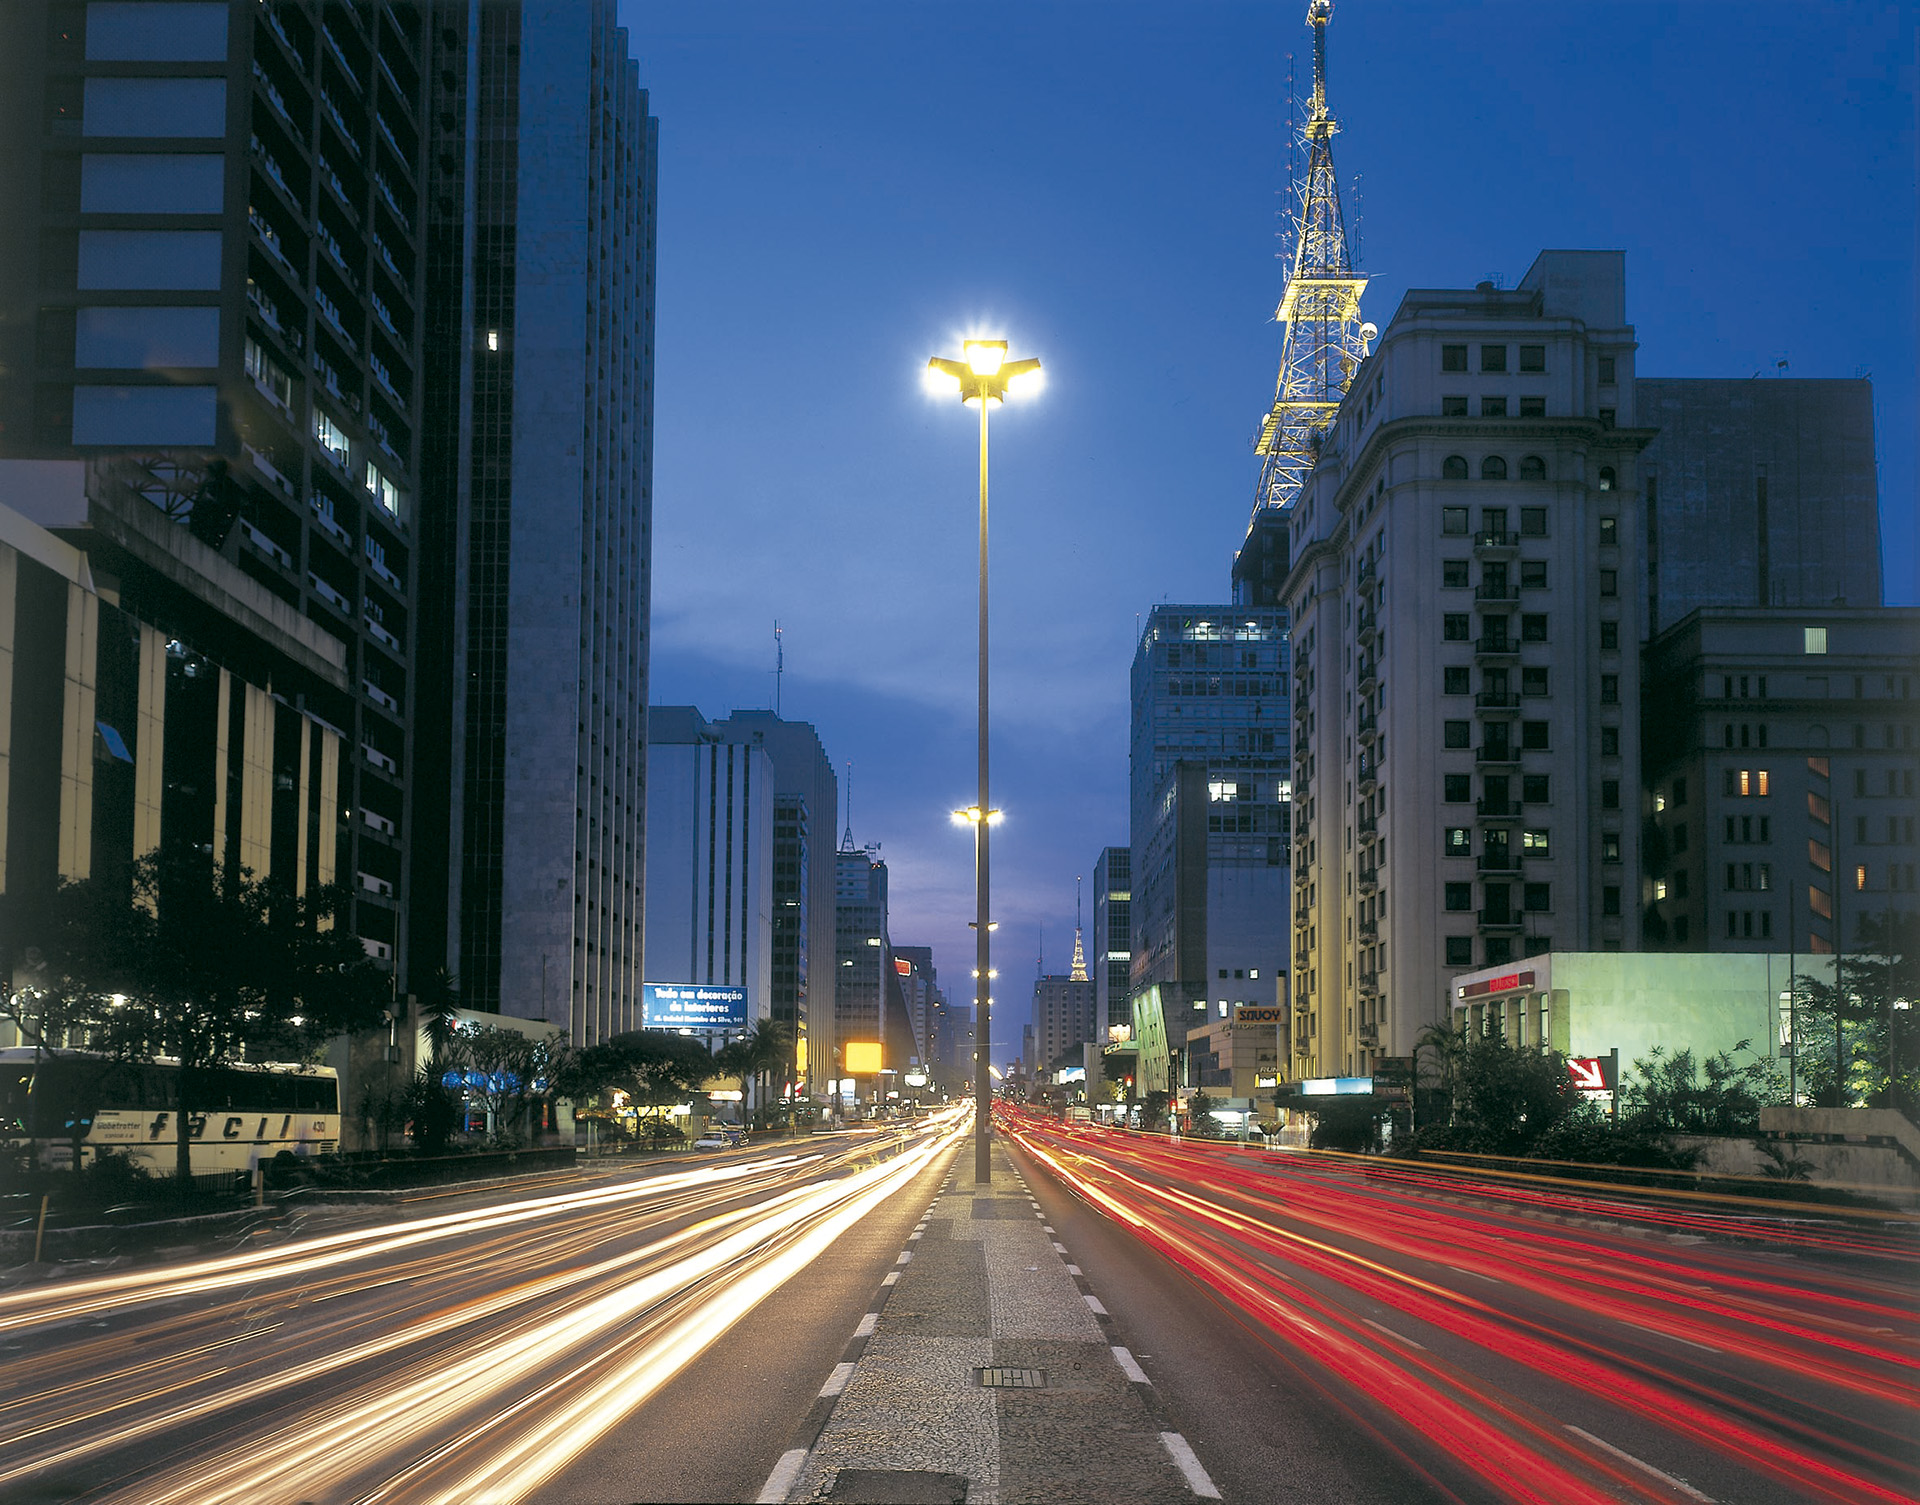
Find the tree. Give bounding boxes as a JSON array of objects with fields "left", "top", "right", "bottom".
[
  {"left": 1444, "top": 1027, "right": 1581, "bottom": 1156},
  {"left": 1413, "top": 1021, "right": 1467, "bottom": 1130},
  {"left": 69, "top": 853, "right": 387, "bottom": 1181},
  {"left": 443, "top": 1024, "right": 565, "bottom": 1146},
  {"left": 1140, "top": 1089, "right": 1171, "bottom": 1133},
  {"left": 559, "top": 1030, "right": 719, "bottom": 1124},
  {"left": 1308, "top": 1095, "right": 1383, "bottom": 1152},
  {"left": 1621, "top": 1041, "right": 1783, "bottom": 1137},
  {"left": 1793, "top": 914, "right": 1920, "bottom": 1112},
  {"left": 1187, "top": 1091, "right": 1221, "bottom": 1137}
]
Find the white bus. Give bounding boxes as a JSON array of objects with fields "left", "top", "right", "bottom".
[{"left": 0, "top": 1047, "right": 340, "bottom": 1176}]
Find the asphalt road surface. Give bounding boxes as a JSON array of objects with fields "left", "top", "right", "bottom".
[
  {"left": 0, "top": 1114, "right": 962, "bottom": 1505},
  {"left": 1004, "top": 1108, "right": 1919, "bottom": 1505}
]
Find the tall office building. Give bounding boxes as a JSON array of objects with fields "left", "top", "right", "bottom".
[
  {"left": 892, "top": 944, "right": 940, "bottom": 1069},
  {"left": 411, "top": 0, "right": 657, "bottom": 1043},
  {"left": 1283, "top": 250, "right": 1647, "bottom": 1082},
  {"left": 0, "top": 0, "right": 433, "bottom": 974},
  {"left": 641, "top": 708, "right": 773, "bottom": 1022},
  {"left": 704, "top": 711, "right": 838, "bottom": 1096},
  {"left": 1092, "top": 845, "right": 1131, "bottom": 1036},
  {"left": 1031, "top": 973, "right": 1096, "bottom": 1080},
  {"left": 1636, "top": 379, "right": 1881, "bottom": 638},
  {"left": 834, "top": 845, "right": 888, "bottom": 1070},
  {"left": 1641, "top": 609, "right": 1919, "bottom": 954},
  {"left": 1128, "top": 605, "right": 1291, "bottom": 1091}
]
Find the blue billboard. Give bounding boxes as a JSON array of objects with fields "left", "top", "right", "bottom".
[{"left": 642, "top": 982, "right": 749, "bottom": 1030}]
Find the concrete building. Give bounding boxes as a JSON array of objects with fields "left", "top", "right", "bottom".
[
  {"left": 641, "top": 708, "right": 773, "bottom": 1026},
  {"left": 410, "top": 1, "right": 657, "bottom": 1043},
  {"left": 1032, "top": 973, "right": 1096, "bottom": 1079},
  {"left": 1642, "top": 608, "right": 1920, "bottom": 955},
  {"left": 1636, "top": 379, "right": 1881, "bottom": 638},
  {"left": 1092, "top": 845, "right": 1131, "bottom": 1038},
  {"left": 1281, "top": 250, "right": 1650, "bottom": 1084},
  {"left": 0, "top": 0, "right": 436, "bottom": 975},
  {"left": 1128, "top": 605, "right": 1292, "bottom": 1092},
  {"left": 892, "top": 944, "right": 941, "bottom": 1071},
  {"left": 1, "top": 479, "right": 345, "bottom": 967},
  {"left": 834, "top": 845, "right": 889, "bottom": 1079},
  {"left": 703, "top": 711, "right": 838, "bottom": 1099}
]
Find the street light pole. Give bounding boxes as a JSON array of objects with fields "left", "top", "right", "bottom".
[{"left": 928, "top": 339, "right": 1042, "bottom": 1186}]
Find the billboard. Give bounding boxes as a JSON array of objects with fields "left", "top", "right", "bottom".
[
  {"left": 844, "top": 1040, "right": 883, "bottom": 1075},
  {"left": 641, "top": 983, "right": 748, "bottom": 1030},
  {"left": 1232, "top": 1005, "right": 1287, "bottom": 1029}
]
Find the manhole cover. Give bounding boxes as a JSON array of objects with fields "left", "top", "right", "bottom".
[{"left": 975, "top": 1366, "right": 1047, "bottom": 1388}]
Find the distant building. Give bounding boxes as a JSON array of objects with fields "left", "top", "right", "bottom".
[
  {"left": 1032, "top": 916, "right": 1097, "bottom": 1084},
  {"left": 1636, "top": 379, "right": 1881, "bottom": 637},
  {"left": 1641, "top": 608, "right": 1920, "bottom": 954},
  {"left": 892, "top": 945, "right": 941, "bottom": 1069},
  {"left": 834, "top": 846, "right": 889, "bottom": 1074},
  {"left": 642, "top": 708, "right": 773, "bottom": 1025},
  {"left": 1129, "top": 605, "right": 1291, "bottom": 1093},
  {"left": 1282, "top": 251, "right": 1648, "bottom": 1083},
  {"left": 1092, "top": 846, "right": 1131, "bottom": 1037}
]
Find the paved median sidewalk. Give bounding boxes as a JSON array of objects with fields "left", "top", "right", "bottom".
[{"left": 757, "top": 1138, "right": 1217, "bottom": 1505}]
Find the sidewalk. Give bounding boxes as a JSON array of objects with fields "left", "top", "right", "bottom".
[{"left": 758, "top": 1137, "right": 1215, "bottom": 1505}]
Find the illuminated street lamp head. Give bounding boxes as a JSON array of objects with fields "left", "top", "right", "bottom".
[
  {"left": 950, "top": 806, "right": 1003, "bottom": 825},
  {"left": 926, "top": 341, "right": 1042, "bottom": 410}
]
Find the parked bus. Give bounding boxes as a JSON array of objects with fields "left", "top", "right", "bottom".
[{"left": 0, "top": 1047, "right": 340, "bottom": 1175}]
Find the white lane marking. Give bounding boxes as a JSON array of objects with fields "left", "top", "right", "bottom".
[
  {"left": 896, "top": 1250, "right": 914, "bottom": 1264},
  {"left": 1630, "top": 1323, "right": 1722, "bottom": 1354},
  {"left": 1111, "top": 1345, "right": 1149, "bottom": 1383},
  {"left": 1052, "top": 1242, "right": 1068, "bottom": 1253},
  {"left": 1363, "top": 1317, "right": 1426, "bottom": 1350},
  {"left": 756, "top": 1447, "right": 809, "bottom": 1503},
  {"left": 1066, "top": 1264, "right": 1082, "bottom": 1275},
  {"left": 1084, "top": 1294, "right": 1109, "bottom": 1315},
  {"left": 1160, "top": 1431, "right": 1223, "bottom": 1498},
  {"left": 1565, "top": 1425, "right": 1715, "bottom": 1501},
  {"left": 819, "top": 1361, "right": 856, "bottom": 1398},
  {"left": 1450, "top": 1266, "right": 1501, "bottom": 1283},
  {"left": 854, "top": 1312, "right": 878, "bottom": 1337},
  {"left": 881, "top": 1270, "right": 900, "bottom": 1286}
]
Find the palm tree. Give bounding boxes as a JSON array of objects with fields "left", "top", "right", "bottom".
[{"left": 1414, "top": 1021, "right": 1465, "bottom": 1128}]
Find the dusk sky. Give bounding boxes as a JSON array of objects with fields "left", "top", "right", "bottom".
[{"left": 621, "top": 0, "right": 1916, "bottom": 1055}]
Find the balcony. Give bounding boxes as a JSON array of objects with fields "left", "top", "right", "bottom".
[
  {"left": 1357, "top": 813, "right": 1378, "bottom": 841},
  {"left": 1357, "top": 755, "right": 1379, "bottom": 794},
  {"left": 1356, "top": 709, "right": 1378, "bottom": 744},
  {"left": 1356, "top": 969, "right": 1380, "bottom": 997},
  {"left": 1475, "top": 690, "right": 1520, "bottom": 717},
  {"left": 358, "top": 871, "right": 395, "bottom": 900},
  {"left": 1474, "top": 798, "right": 1520, "bottom": 822},
  {"left": 1477, "top": 852, "right": 1523, "bottom": 876},
  {"left": 1356, "top": 863, "right": 1379, "bottom": 893},
  {"left": 1357, "top": 657, "right": 1379, "bottom": 695},
  {"left": 1356, "top": 559, "right": 1376, "bottom": 589},
  {"left": 239, "top": 520, "right": 293, "bottom": 570},
  {"left": 363, "top": 615, "right": 401, "bottom": 652},
  {"left": 1474, "top": 636, "right": 1520, "bottom": 663},
  {"left": 1472, "top": 529, "right": 1518, "bottom": 557},
  {"left": 1475, "top": 582, "right": 1519, "bottom": 604},
  {"left": 363, "top": 680, "right": 400, "bottom": 715},
  {"left": 308, "top": 573, "right": 352, "bottom": 615},
  {"left": 1355, "top": 609, "right": 1377, "bottom": 645},
  {"left": 360, "top": 808, "right": 396, "bottom": 838},
  {"left": 1477, "top": 909, "right": 1525, "bottom": 932},
  {"left": 241, "top": 444, "right": 296, "bottom": 499},
  {"left": 360, "top": 743, "right": 399, "bottom": 777},
  {"left": 1357, "top": 919, "right": 1378, "bottom": 943},
  {"left": 311, "top": 501, "right": 353, "bottom": 547},
  {"left": 1358, "top": 1022, "right": 1380, "bottom": 1046},
  {"left": 1476, "top": 745, "right": 1521, "bottom": 768}
]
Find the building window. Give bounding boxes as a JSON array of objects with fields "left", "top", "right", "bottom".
[
  {"left": 1481, "top": 345, "right": 1507, "bottom": 373},
  {"left": 1443, "top": 395, "right": 1469, "bottom": 418},
  {"left": 1482, "top": 396, "right": 1508, "bottom": 418},
  {"left": 1522, "top": 827, "right": 1550, "bottom": 857},
  {"left": 1446, "top": 936, "right": 1474, "bottom": 966},
  {"left": 1521, "top": 666, "right": 1548, "bottom": 696},
  {"left": 1522, "top": 613, "right": 1548, "bottom": 642},
  {"left": 1600, "top": 726, "right": 1619, "bottom": 756},
  {"left": 1443, "top": 613, "right": 1470, "bottom": 641},
  {"left": 1597, "top": 355, "right": 1616, "bottom": 384},
  {"left": 1601, "top": 833, "right": 1621, "bottom": 863},
  {"left": 1442, "top": 344, "right": 1468, "bottom": 372},
  {"left": 1443, "top": 559, "right": 1470, "bottom": 588},
  {"left": 1599, "top": 516, "right": 1618, "bottom": 545},
  {"left": 1804, "top": 627, "right": 1828, "bottom": 654},
  {"left": 1600, "top": 620, "right": 1618, "bottom": 650},
  {"left": 1522, "top": 774, "right": 1550, "bottom": 803},
  {"left": 1600, "top": 674, "right": 1619, "bottom": 704},
  {"left": 1445, "top": 827, "right": 1471, "bottom": 856},
  {"left": 1524, "top": 882, "right": 1551, "bottom": 911},
  {"left": 1519, "top": 396, "right": 1546, "bottom": 418},
  {"left": 1444, "top": 774, "right": 1472, "bottom": 802},
  {"left": 1601, "top": 779, "right": 1620, "bottom": 809},
  {"left": 1521, "top": 560, "right": 1548, "bottom": 588},
  {"left": 1598, "top": 408, "right": 1616, "bottom": 429},
  {"left": 1602, "top": 885, "right": 1621, "bottom": 916},
  {"left": 1444, "top": 666, "right": 1471, "bottom": 695},
  {"left": 1521, "top": 720, "right": 1549, "bottom": 750},
  {"left": 1481, "top": 455, "right": 1508, "bottom": 481},
  {"left": 1519, "top": 457, "right": 1547, "bottom": 484},
  {"left": 1597, "top": 466, "right": 1616, "bottom": 491},
  {"left": 1445, "top": 882, "right": 1472, "bottom": 911},
  {"left": 1444, "top": 720, "right": 1472, "bottom": 748},
  {"left": 1520, "top": 505, "right": 1547, "bottom": 534},
  {"left": 1442, "top": 504, "right": 1469, "bottom": 532},
  {"left": 1599, "top": 568, "right": 1618, "bottom": 597}
]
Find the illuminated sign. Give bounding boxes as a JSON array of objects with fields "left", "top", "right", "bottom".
[
  {"left": 844, "top": 1040, "right": 883, "bottom": 1075},
  {"left": 642, "top": 983, "right": 748, "bottom": 1029},
  {"left": 1567, "top": 1055, "right": 1617, "bottom": 1092},
  {"left": 894, "top": 957, "right": 913, "bottom": 975},
  {"left": 1455, "top": 969, "right": 1536, "bottom": 1001},
  {"left": 1298, "top": 1076, "right": 1373, "bottom": 1096},
  {"left": 1233, "top": 1005, "right": 1287, "bottom": 1028}
]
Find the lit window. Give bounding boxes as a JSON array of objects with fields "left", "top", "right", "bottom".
[
  {"left": 486, "top": 330, "right": 499, "bottom": 351},
  {"left": 1804, "top": 627, "right": 1828, "bottom": 655}
]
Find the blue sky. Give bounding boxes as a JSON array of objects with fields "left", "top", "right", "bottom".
[{"left": 619, "top": 0, "right": 1916, "bottom": 1058}]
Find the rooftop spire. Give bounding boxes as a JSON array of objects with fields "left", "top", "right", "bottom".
[
  {"left": 1070, "top": 875, "right": 1089, "bottom": 982},
  {"left": 1252, "top": 0, "right": 1370, "bottom": 518}
]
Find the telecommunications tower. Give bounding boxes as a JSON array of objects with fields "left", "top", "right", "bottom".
[{"left": 1252, "top": 0, "right": 1371, "bottom": 517}]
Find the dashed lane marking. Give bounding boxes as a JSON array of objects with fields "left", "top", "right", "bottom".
[
  {"left": 1111, "top": 1345, "right": 1149, "bottom": 1383},
  {"left": 1160, "top": 1431, "right": 1223, "bottom": 1498},
  {"left": 1566, "top": 1425, "right": 1715, "bottom": 1501}
]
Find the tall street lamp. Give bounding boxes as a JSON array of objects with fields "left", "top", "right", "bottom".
[{"left": 928, "top": 338, "right": 1042, "bottom": 1185}]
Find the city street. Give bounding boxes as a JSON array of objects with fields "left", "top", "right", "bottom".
[
  {"left": 0, "top": 1119, "right": 960, "bottom": 1505},
  {"left": 1004, "top": 1111, "right": 1919, "bottom": 1505}
]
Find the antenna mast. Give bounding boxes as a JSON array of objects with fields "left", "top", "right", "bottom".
[
  {"left": 842, "top": 761, "right": 854, "bottom": 850},
  {"left": 1252, "top": 0, "right": 1369, "bottom": 519},
  {"left": 773, "top": 620, "right": 784, "bottom": 716},
  {"left": 1070, "top": 876, "right": 1089, "bottom": 982}
]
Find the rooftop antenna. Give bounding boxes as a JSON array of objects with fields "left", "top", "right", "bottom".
[
  {"left": 842, "top": 761, "right": 854, "bottom": 850},
  {"left": 773, "top": 620, "right": 784, "bottom": 716},
  {"left": 1037, "top": 925, "right": 1044, "bottom": 980},
  {"left": 1070, "top": 876, "right": 1089, "bottom": 982}
]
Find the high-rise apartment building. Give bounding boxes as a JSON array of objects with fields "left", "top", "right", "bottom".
[
  {"left": 1641, "top": 608, "right": 1920, "bottom": 955},
  {"left": 1128, "top": 605, "right": 1291, "bottom": 1091},
  {"left": 1636, "top": 379, "right": 1881, "bottom": 638},
  {"left": 1092, "top": 846, "right": 1131, "bottom": 1036},
  {"left": 834, "top": 845, "right": 888, "bottom": 1068},
  {"left": 1031, "top": 972, "right": 1096, "bottom": 1079},
  {"left": 411, "top": 0, "right": 657, "bottom": 1043},
  {"left": 0, "top": 0, "right": 434, "bottom": 974},
  {"left": 1282, "top": 251, "right": 1647, "bottom": 1082}
]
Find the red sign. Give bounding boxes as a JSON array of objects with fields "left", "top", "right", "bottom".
[
  {"left": 1567, "top": 1057, "right": 1612, "bottom": 1092},
  {"left": 1456, "top": 969, "right": 1536, "bottom": 1001},
  {"left": 894, "top": 957, "right": 912, "bottom": 975}
]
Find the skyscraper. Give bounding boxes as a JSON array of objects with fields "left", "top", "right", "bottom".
[
  {"left": 834, "top": 845, "right": 888, "bottom": 1073},
  {"left": 1092, "top": 846, "right": 1131, "bottom": 1037},
  {"left": 411, "top": 0, "right": 657, "bottom": 1044}
]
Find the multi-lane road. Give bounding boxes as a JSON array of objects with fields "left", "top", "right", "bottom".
[
  {"left": 1003, "top": 1108, "right": 1920, "bottom": 1505},
  {"left": 3, "top": 1106, "right": 1914, "bottom": 1504}
]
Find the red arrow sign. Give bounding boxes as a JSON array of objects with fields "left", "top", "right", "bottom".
[{"left": 1567, "top": 1057, "right": 1608, "bottom": 1091}]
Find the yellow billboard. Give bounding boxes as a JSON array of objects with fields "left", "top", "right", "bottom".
[{"left": 844, "top": 1040, "right": 883, "bottom": 1075}]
